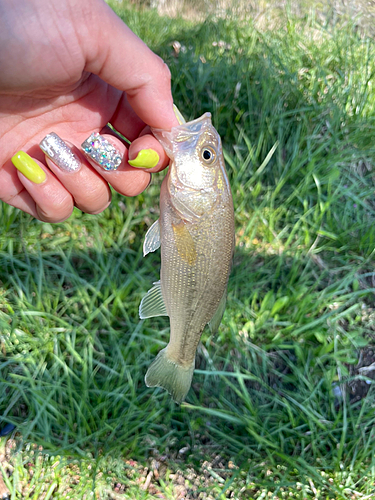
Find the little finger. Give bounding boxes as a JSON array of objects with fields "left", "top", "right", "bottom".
[{"left": 11, "top": 151, "right": 74, "bottom": 222}]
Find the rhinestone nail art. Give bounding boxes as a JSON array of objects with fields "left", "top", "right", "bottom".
[{"left": 81, "top": 133, "right": 122, "bottom": 171}]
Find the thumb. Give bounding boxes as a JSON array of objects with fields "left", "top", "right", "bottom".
[{"left": 82, "top": 0, "right": 179, "bottom": 130}]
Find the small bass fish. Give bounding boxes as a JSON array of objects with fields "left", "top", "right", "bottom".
[{"left": 140, "top": 112, "right": 234, "bottom": 403}]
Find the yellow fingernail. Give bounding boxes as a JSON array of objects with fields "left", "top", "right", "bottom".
[
  {"left": 128, "top": 149, "right": 159, "bottom": 169},
  {"left": 11, "top": 151, "right": 46, "bottom": 184}
]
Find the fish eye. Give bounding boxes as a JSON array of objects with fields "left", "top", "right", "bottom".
[{"left": 201, "top": 146, "right": 216, "bottom": 165}]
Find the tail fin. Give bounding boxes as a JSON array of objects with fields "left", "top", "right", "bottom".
[{"left": 145, "top": 347, "right": 195, "bottom": 404}]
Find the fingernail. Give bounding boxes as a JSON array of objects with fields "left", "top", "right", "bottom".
[
  {"left": 39, "top": 132, "right": 81, "bottom": 172},
  {"left": 11, "top": 151, "right": 46, "bottom": 184},
  {"left": 81, "top": 132, "right": 122, "bottom": 171},
  {"left": 128, "top": 149, "right": 159, "bottom": 169}
]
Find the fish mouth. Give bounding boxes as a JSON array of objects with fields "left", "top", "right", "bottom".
[{"left": 151, "top": 112, "right": 212, "bottom": 159}]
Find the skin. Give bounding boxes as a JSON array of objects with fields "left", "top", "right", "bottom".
[{"left": 0, "top": 0, "right": 179, "bottom": 222}]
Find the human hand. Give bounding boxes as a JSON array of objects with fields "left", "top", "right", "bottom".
[{"left": 0, "top": 0, "right": 179, "bottom": 222}]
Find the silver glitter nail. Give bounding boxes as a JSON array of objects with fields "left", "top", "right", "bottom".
[
  {"left": 81, "top": 132, "right": 122, "bottom": 171},
  {"left": 39, "top": 132, "right": 81, "bottom": 173}
]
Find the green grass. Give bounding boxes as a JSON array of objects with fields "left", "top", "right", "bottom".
[{"left": 1, "top": 1, "right": 375, "bottom": 498}]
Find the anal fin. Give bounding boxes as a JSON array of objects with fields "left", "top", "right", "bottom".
[{"left": 139, "top": 281, "right": 168, "bottom": 319}]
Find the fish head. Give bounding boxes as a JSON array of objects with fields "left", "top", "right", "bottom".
[{"left": 152, "top": 113, "right": 229, "bottom": 219}]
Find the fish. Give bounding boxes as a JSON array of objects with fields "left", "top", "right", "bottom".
[{"left": 139, "top": 111, "right": 235, "bottom": 403}]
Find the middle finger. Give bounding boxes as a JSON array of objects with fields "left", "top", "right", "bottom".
[
  {"left": 39, "top": 133, "right": 112, "bottom": 214},
  {"left": 80, "top": 128, "right": 153, "bottom": 197}
]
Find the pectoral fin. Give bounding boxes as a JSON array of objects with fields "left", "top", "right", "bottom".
[
  {"left": 139, "top": 281, "right": 168, "bottom": 319},
  {"left": 172, "top": 221, "right": 197, "bottom": 265},
  {"left": 143, "top": 219, "right": 161, "bottom": 257},
  {"left": 208, "top": 286, "right": 227, "bottom": 334}
]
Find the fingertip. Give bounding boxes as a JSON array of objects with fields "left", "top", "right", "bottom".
[
  {"left": 86, "top": 197, "right": 111, "bottom": 215},
  {"left": 11, "top": 152, "right": 76, "bottom": 223},
  {"left": 124, "top": 170, "right": 152, "bottom": 196},
  {"left": 36, "top": 204, "right": 74, "bottom": 223},
  {"left": 12, "top": 151, "right": 47, "bottom": 184},
  {"left": 128, "top": 135, "right": 170, "bottom": 173},
  {"left": 34, "top": 186, "right": 74, "bottom": 222},
  {"left": 128, "top": 149, "right": 159, "bottom": 169}
]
